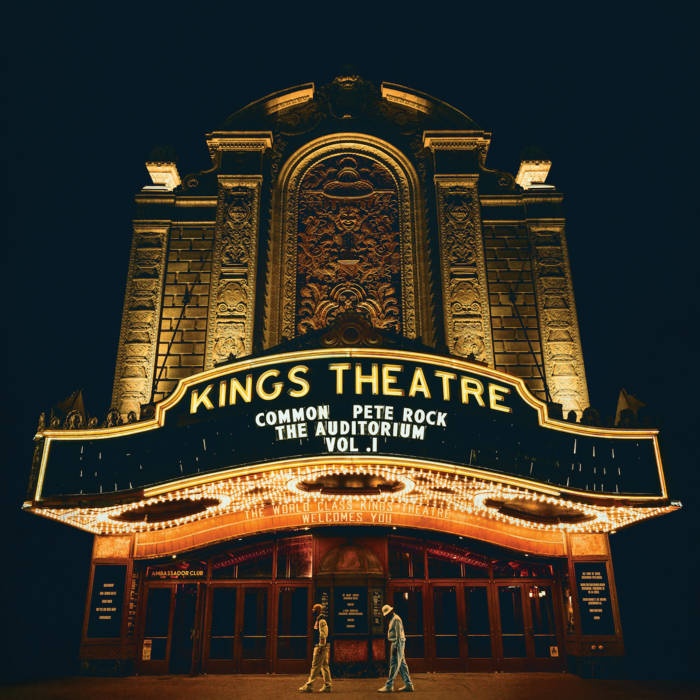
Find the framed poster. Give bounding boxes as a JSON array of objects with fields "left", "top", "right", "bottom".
[
  {"left": 574, "top": 561, "right": 615, "bottom": 635},
  {"left": 334, "top": 587, "right": 367, "bottom": 634},
  {"left": 87, "top": 564, "right": 126, "bottom": 638}
]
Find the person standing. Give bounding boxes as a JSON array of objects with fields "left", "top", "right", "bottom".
[
  {"left": 298, "top": 603, "right": 332, "bottom": 693},
  {"left": 378, "top": 604, "right": 414, "bottom": 692}
]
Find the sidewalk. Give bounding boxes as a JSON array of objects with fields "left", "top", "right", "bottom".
[{"left": 1, "top": 673, "right": 698, "bottom": 700}]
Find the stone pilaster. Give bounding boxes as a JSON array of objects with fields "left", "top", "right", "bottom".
[
  {"left": 111, "top": 224, "right": 168, "bottom": 417},
  {"left": 205, "top": 176, "right": 263, "bottom": 367},
  {"left": 434, "top": 175, "right": 494, "bottom": 365},
  {"left": 530, "top": 226, "right": 590, "bottom": 417}
]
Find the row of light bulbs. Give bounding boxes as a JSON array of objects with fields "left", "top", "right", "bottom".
[{"left": 34, "top": 463, "right": 675, "bottom": 537}]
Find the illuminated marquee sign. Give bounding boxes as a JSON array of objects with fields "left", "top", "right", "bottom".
[{"left": 34, "top": 349, "right": 664, "bottom": 499}]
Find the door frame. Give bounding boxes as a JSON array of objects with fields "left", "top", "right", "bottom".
[
  {"left": 388, "top": 578, "right": 567, "bottom": 673},
  {"left": 201, "top": 582, "right": 272, "bottom": 673},
  {"left": 493, "top": 579, "right": 566, "bottom": 672},
  {"left": 272, "top": 581, "right": 312, "bottom": 674},
  {"left": 136, "top": 582, "right": 202, "bottom": 675}
]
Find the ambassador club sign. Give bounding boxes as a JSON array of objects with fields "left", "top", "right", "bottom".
[{"left": 33, "top": 349, "right": 665, "bottom": 500}]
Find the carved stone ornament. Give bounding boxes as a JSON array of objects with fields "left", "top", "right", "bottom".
[
  {"left": 531, "top": 229, "right": 590, "bottom": 416},
  {"left": 288, "top": 154, "right": 403, "bottom": 338},
  {"left": 435, "top": 179, "right": 494, "bottom": 366},
  {"left": 112, "top": 227, "right": 168, "bottom": 417},
  {"left": 206, "top": 177, "right": 262, "bottom": 368},
  {"left": 269, "top": 135, "right": 429, "bottom": 350}
]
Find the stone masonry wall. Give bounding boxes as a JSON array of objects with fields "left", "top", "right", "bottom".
[
  {"left": 483, "top": 223, "right": 547, "bottom": 402},
  {"left": 152, "top": 225, "right": 213, "bottom": 404}
]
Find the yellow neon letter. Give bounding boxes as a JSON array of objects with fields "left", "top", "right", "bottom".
[
  {"left": 257, "top": 369, "right": 283, "bottom": 400},
  {"left": 288, "top": 364, "right": 310, "bottom": 398},
  {"left": 382, "top": 364, "right": 404, "bottom": 396},
  {"left": 460, "top": 377, "right": 485, "bottom": 406},
  {"left": 488, "top": 384, "right": 512, "bottom": 413},
  {"left": 190, "top": 384, "right": 215, "bottom": 413}
]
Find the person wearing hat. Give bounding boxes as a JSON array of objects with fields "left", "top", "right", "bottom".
[
  {"left": 378, "top": 604, "right": 414, "bottom": 692},
  {"left": 298, "top": 603, "right": 332, "bottom": 693}
]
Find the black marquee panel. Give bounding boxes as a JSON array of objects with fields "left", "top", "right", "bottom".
[{"left": 35, "top": 352, "right": 664, "bottom": 500}]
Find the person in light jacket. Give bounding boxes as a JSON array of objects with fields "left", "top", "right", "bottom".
[
  {"left": 299, "top": 603, "right": 332, "bottom": 693},
  {"left": 378, "top": 604, "right": 414, "bottom": 692}
]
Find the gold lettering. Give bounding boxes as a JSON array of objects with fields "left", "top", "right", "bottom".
[
  {"left": 460, "top": 376, "right": 485, "bottom": 406},
  {"left": 190, "top": 384, "right": 214, "bottom": 413},
  {"left": 355, "top": 363, "right": 379, "bottom": 395},
  {"left": 408, "top": 367, "right": 431, "bottom": 398},
  {"left": 257, "top": 369, "right": 283, "bottom": 400},
  {"left": 229, "top": 375, "right": 253, "bottom": 404},
  {"left": 488, "top": 384, "right": 512, "bottom": 413},
  {"left": 434, "top": 370, "right": 456, "bottom": 400},
  {"left": 382, "top": 364, "right": 404, "bottom": 396},
  {"left": 328, "top": 362, "right": 351, "bottom": 394},
  {"left": 288, "top": 365, "right": 310, "bottom": 398}
]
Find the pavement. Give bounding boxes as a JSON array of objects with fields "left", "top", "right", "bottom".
[{"left": 1, "top": 673, "right": 698, "bottom": 700}]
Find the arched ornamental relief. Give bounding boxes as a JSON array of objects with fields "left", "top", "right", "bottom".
[
  {"left": 265, "top": 136, "right": 432, "bottom": 349},
  {"left": 296, "top": 155, "right": 402, "bottom": 336}
]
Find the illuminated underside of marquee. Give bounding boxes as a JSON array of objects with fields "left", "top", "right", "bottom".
[{"left": 25, "top": 459, "right": 678, "bottom": 537}]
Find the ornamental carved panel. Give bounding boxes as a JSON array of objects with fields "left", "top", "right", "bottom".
[
  {"left": 111, "top": 227, "right": 168, "bottom": 417},
  {"left": 206, "top": 177, "right": 261, "bottom": 368},
  {"left": 531, "top": 229, "right": 590, "bottom": 417},
  {"left": 435, "top": 177, "right": 494, "bottom": 366},
  {"left": 295, "top": 155, "right": 402, "bottom": 335}
]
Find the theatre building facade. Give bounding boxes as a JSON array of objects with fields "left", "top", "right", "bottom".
[{"left": 25, "top": 75, "right": 678, "bottom": 678}]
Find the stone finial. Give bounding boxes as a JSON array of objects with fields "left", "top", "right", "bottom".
[
  {"left": 145, "top": 161, "right": 181, "bottom": 191},
  {"left": 515, "top": 160, "right": 553, "bottom": 189}
]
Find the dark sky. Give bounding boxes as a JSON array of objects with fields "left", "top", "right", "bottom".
[{"left": 2, "top": 4, "right": 698, "bottom": 684}]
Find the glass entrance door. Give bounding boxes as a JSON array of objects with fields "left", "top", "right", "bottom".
[
  {"left": 497, "top": 584, "right": 527, "bottom": 667},
  {"left": 386, "top": 586, "right": 426, "bottom": 672},
  {"left": 203, "top": 584, "right": 270, "bottom": 673},
  {"left": 417, "top": 581, "right": 564, "bottom": 672},
  {"left": 495, "top": 581, "right": 563, "bottom": 671},
  {"left": 463, "top": 585, "right": 493, "bottom": 670},
  {"left": 426, "top": 583, "right": 493, "bottom": 671},
  {"left": 431, "top": 585, "right": 461, "bottom": 668},
  {"left": 527, "top": 584, "right": 560, "bottom": 666},
  {"left": 138, "top": 583, "right": 199, "bottom": 675},
  {"left": 275, "top": 585, "right": 310, "bottom": 673},
  {"left": 240, "top": 586, "right": 269, "bottom": 672}
]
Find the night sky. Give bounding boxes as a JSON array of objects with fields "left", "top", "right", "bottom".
[{"left": 3, "top": 5, "right": 698, "bottom": 684}]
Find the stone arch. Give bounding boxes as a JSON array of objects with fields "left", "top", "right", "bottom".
[{"left": 264, "top": 134, "right": 431, "bottom": 349}]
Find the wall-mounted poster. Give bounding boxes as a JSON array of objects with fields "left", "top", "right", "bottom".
[
  {"left": 574, "top": 561, "right": 615, "bottom": 635},
  {"left": 334, "top": 587, "right": 367, "bottom": 634},
  {"left": 87, "top": 564, "right": 126, "bottom": 638}
]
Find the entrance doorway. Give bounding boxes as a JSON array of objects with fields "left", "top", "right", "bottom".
[
  {"left": 204, "top": 584, "right": 270, "bottom": 673},
  {"left": 133, "top": 532, "right": 567, "bottom": 675},
  {"left": 497, "top": 582, "right": 561, "bottom": 671},
  {"left": 138, "top": 583, "right": 199, "bottom": 674},
  {"left": 387, "top": 580, "right": 564, "bottom": 672}
]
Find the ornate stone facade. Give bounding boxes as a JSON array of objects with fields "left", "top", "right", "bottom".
[{"left": 110, "top": 75, "right": 589, "bottom": 419}]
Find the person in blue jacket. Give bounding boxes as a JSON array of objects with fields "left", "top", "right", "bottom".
[{"left": 378, "top": 604, "right": 414, "bottom": 692}]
